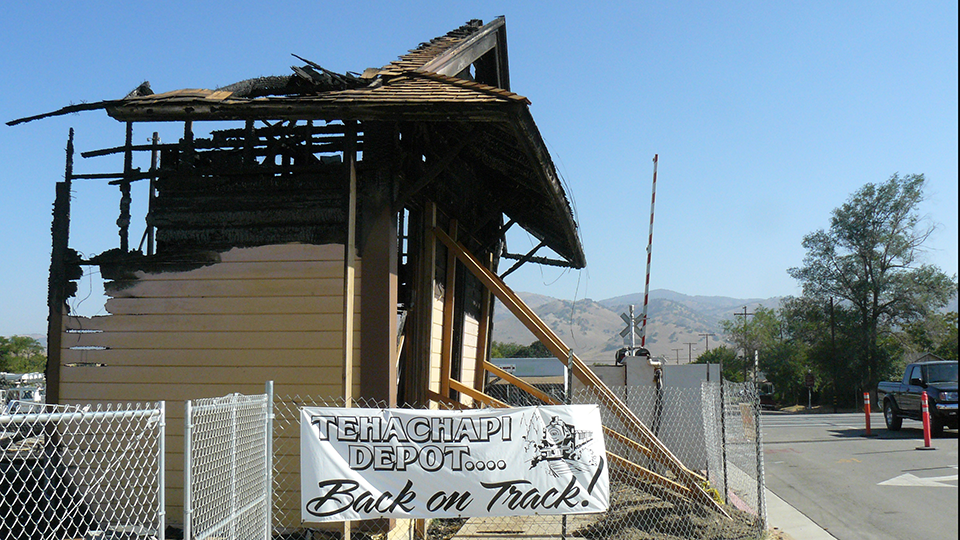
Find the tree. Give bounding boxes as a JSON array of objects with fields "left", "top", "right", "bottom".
[
  {"left": 693, "top": 346, "right": 744, "bottom": 382},
  {"left": 490, "top": 340, "right": 552, "bottom": 358},
  {"left": 903, "top": 311, "right": 959, "bottom": 360},
  {"left": 719, "top": 306, "right": 783, "bottom": 380},
  {"left": 0, "top": 335, "right": 46, "bottom": 373},
  {"left": 788, "top": 174, "right": 958, "bottom": 398}
]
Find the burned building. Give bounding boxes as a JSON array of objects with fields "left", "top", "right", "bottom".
[
  {"left": 11, "top": 17, "right": 587, "bottom": 524},
  {"left": 10, "top": 17, "right": 727, "bottom": 531}
]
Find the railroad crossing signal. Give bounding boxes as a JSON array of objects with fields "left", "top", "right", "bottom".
[{"left": 620, "top": 311, "right": 643, "bottom": 339}]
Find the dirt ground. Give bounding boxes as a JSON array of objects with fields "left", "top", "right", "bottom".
[
  {"left": 433, "top": 480, "right": 775, "bottom": 540},
  {"left": 568, "top": 482, "right": 764, "bottom": 540}
]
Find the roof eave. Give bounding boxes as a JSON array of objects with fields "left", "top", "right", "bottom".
[{"left": 508, "top": 103, "right": 586, "bottom": 269}]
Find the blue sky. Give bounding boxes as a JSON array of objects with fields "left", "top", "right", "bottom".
[{"left": 1, "top": 1, "right": 957, "bottom": 336}]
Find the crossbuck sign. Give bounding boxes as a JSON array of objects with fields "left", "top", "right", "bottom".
[{"left": 301, "top": 405, "right": 609, "bottom": 522}]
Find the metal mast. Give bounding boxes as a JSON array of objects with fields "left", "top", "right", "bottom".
[{"left": 640, "top": 154, "right": 658, "bottom": 347}]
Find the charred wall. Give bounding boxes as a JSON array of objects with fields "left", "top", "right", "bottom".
[{"left": 150, "top": 122, "right": 352, "bottom": 253}]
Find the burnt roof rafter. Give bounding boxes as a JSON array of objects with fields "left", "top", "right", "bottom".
[{"left": 7, "top": 17, "right": 586, "bottom": 270}]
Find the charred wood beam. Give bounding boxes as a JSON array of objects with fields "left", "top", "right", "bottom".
[
  {"left": 394, "top": 125, "right": 476, "bottom": 210},
  {"left": 105, "top": 101, "right": 513, "bottom": 124},
  {"left": 243, "top": 120, "right": 256, "bottom": 169},
  {"left": 479, "top": 217, "right": 514, "bottom": 254},
  {"left": 501, "top": 250, "right": 576, "bottom": 269},
  {"left": 498, "top": 240, "right": 545, "bottom": 279},
  {"left": 46, "top": 128, "right": 76, "bottom": 405},
  {"left": 7, "top": 99, "right": 127, "bottom": 126},
  {"left": 81, "top": 132, "right": 351, "bottom": 159},
  {"left": 69, "top": 171, "right": 151, "bottom": 182},
  {"left": 75, "top": 163, "right": 343, "bottom": 184},
  {"left": 118, "top": 122, "right": 133, "bottom": 251}
]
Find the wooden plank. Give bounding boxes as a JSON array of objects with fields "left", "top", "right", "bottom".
[
  {"left": 432, "top": 227, "right": 726, "bottom": 516},
  {"left": 120, "top": 260, "right": 359, "bottom": 281},
  {"left": 104, "top": 295, "right": 358, "bottom": 315},
  {"left": 65, "top": 313, "right": 350, "bottom": 333},
  {"left": 60, "top": 382, "right": 342, "bottom": 402},
  {"left": 343, "top": 124, "right": 358, "bottom": 404},
  {"left": 61, "top": 330, "right": 350, "bottom": 350},
  {"left": 59, "top": 347, "right": 358, "bottom": 367},
  {"left": 483, "top": 361, "right": 560, "bottom": 405},
  {"left": 606, "top": 452, "right": 690, "bottom": 496},
  {"left": 447, "top": 379, "right": 508, "bottom": 409},
  {"left": 60, "top": 365, "right": 341, "bottom": 385},
  {"left": 474, "top": 272, "right": 492, "bottom": 392},
  {"left": 105, "top": 277, "right": 348, "bottom": 298},
  {"left": 439, "top": 220, "right": 458, "bottom": 398},
  {"left": 459, "top": 316, "right": 479, "bottom": 394},
  {"left": 426, "top": 390, "right": 470, "bottom": 410},
  {"left": 602, "top": 426, "right": 653, "bottom": 459}
]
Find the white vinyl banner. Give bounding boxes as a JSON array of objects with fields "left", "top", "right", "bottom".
[{"left": 301, "top": 405, "right": 609, "bottom": 522}]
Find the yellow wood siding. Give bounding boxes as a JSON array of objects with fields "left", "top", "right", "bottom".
[
  {"left": 58, "top": 243, "right": 360, "bottom": 526},
  {"left": 458, "top": 314, "right": 480, "bottom": 406},
  {"left": 429, "top": 290, "right": 444, "bottom": 395}
]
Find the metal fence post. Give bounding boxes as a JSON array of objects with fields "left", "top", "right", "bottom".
[
  {"left": 720, "top": 379, "right": 728, "bottom": 503},
  {"left": 231, "top": 394, "right": 239, "bottom": 540},
  {"left": 184, "top": 399, "right": 193, "bottom": 540},
  {"left": 754, "top": 385, "right": 766, "bottom": 529},
  {"left": 561, "top": 354, "right": 573, "bottom": 540},
  {"left": 159, "top": 401, "right": 166, "bottom": 539},
  {"left": 266, "top": 380, "right": 275, "bottom": 540}
]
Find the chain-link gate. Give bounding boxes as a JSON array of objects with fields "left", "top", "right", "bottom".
[
  {"left": 184, "top": 385, "right": 273, "bottom": 540},
  {"left": 0, "top": 401, "right": 165, "bottom": 540}
]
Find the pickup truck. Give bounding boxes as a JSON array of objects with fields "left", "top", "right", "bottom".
[{"left": 878, "top": 360, "right": 958, "bottom": 436}]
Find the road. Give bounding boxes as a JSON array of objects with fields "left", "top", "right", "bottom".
[{"left": 762, "top": 411, "right": 957, "bottom": 540}]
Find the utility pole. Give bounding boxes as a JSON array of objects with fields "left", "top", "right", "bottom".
[
  {"left": 671, "top": 348, "right": 682, "bottom": 364},
  {"left": 830, "top": 297, "right": 838, "bottom": 413},
  {"left": 698, "top": 332, "right": 716, "bottom": 351},
  {"left": 684, "top": 342, "right": 697, "bottom": 364},
  {"left": 734, "top": 306, "right": 756, "bottom": 380}
]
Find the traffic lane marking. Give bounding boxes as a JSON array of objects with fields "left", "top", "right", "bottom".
[
  {"left": 878, "top": 472, "right": 958, "bottom": 487},
  {"left": 879, "top": 465, "right": 958, "bottom": 487}
]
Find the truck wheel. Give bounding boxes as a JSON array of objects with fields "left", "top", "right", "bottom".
[
  {"left": 931, "top": 416, "right": 945, "bottom": 438},
  {"left": 883, "top": 401, "right": 902, "bottom": 431}
]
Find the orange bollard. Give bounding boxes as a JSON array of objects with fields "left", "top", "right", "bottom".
[
  {"left": 863, "top": 392, "right": 872, "bottom": 436},
  {"left": 920, "top": 392, "right": 934, "bottom": 449}
]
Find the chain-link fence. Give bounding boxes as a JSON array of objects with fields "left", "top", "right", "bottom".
[
  {"left": 273, "top": 395, "right": 389, "bottom": 539},
  {"left": 0, "top": 401, "right": 165, "bottom": 540},
  {"left": 184, "top": 389, "right": 273, "bottom": 540},
  {"left": 702, "top": 381, "right": 766, "bottom": 529},
  {"left": 0, "top": 381, "right": 763, "bottom": 540},
  {"left": 273, "top": 381, "right": 766, "bottom": 540}
]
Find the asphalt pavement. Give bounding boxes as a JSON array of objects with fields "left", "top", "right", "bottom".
[{"left": 761, "top": 410, "right": 957, "bottom": 540}]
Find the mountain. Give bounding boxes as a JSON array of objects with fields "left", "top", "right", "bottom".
[{"left": 492, "top": 289, "right": 782, "bottom": 363}]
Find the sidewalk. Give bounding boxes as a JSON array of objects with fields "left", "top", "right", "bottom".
[{"left": 765, "top": 488, "right": 835, "bottom": 539}]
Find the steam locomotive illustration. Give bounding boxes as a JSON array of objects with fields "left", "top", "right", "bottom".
[{"left": 529, "top": 416, "right": 594, "bottom": 468}]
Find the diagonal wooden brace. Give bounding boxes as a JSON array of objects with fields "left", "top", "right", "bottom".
[{"left": 432, "top": 226, "right": 726, "bottom": 517}]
